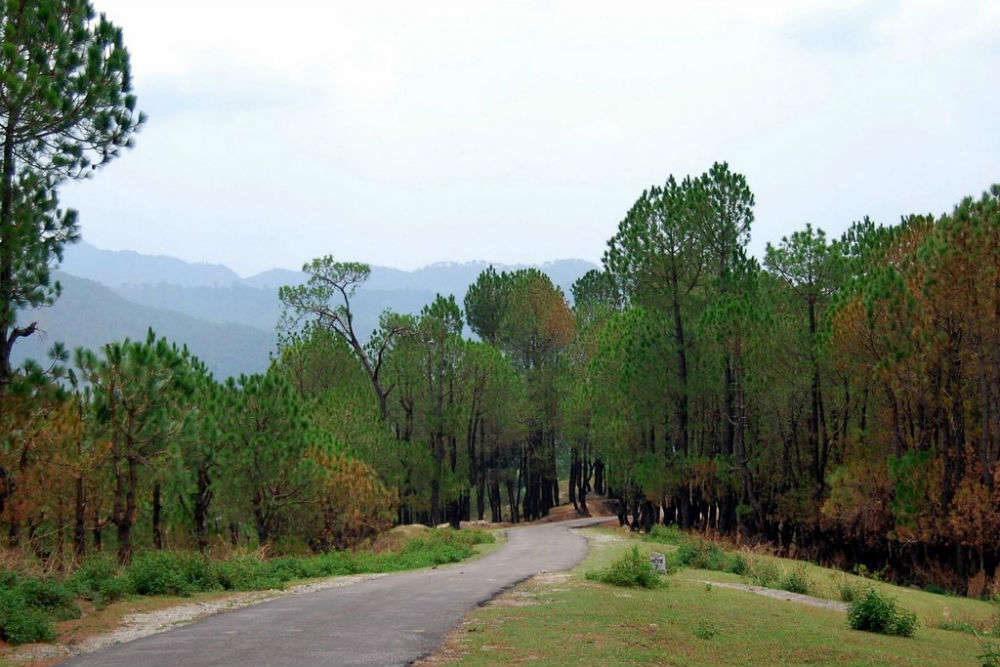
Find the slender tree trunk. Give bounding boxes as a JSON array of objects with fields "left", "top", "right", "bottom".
[
  {"left": 152, "top": 483, "right": 163, "bottom": 550},
  {"left": 74, "top": 476, "right": 86, "bottom": 558}
]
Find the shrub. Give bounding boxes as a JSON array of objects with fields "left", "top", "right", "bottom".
[
  {"left": 673, "top": 540, "right": 729, "bottom": 571},
  {"left": 747, "top": 558, "right": 781, "bottom": 588},
  {"left": 16, "top": 576, "right": 80, "bottom": 621},
  {"left": 693, "top": 618, "right": 718, "bottom": 640},
  {"left": 586, "top": 546, "right": 662, "bottom": 588},
  {"left": 645, "top": 525, "right": 686, "bottom": 546},
  {"left": 213, "top": 555, "right": 286, "bottom": 591},
  {"left": 725, "top": 552, "right": 749, "bottom": 575},
  {"left": 780, "top": 565, "right": 812, "bottom": 595},
  {"left": 980, "top": 640, "right": 1000, "bottom": 667},
  {"left": 847, "top": 587, "right": 918, "bottom": 637},
  {"left": 128, "top": 551, "right": 195, "bottom": 596},
  {"left": 0, "top": 586, "right": 55, "bottom": 645},
  {"left": 72, "top": 553, "right": 130, "bottom": 605},
  {"left": 838, "top": 578, "right": 862, "bottom": 603}
]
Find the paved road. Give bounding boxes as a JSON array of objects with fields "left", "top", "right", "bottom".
[{"left": 65, "top": 517, "right": 608, "bottom": 667}]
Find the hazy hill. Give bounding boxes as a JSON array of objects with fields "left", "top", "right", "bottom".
[
  {"left": 15, "top": 243, "right": 597, "bottom": 379},
  {"left": 13, "top": 272, "right": 274, "bottom": 379},
  {"left": 62, "top": 241, "right": 242, "bottom": 287}
]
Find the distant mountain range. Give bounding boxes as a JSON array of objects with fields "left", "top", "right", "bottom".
[{"left": 13, "top": 242, "right": 597, "bottom": 380}]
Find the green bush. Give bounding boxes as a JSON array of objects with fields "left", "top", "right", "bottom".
[
  {"left": 979, "top": 639, "right": 1000, "bottom": 667},
  {"left": 780, "top": 565, "right": 812, "bottom": 595},
  {"left": 645, "top": 525, "right": 686, "bottom": 546},
  {"left": 0, "top": 585, "right": 56, "bottom": 645},
  {"left": 586, "top": 546, "right": 662, "bottom": 588},
  {"left": 16, "top": 576, "right": 80, "bottom": 621},
  {"left": 673, "top": 540, "right": 726, "bottom": 570},
  {"left": 693, "top": 618, "right": 718, "bottom": 640},
  {"left": 725, "top": 552, "right": 748, "bottom": 575},
  {"left": 747, "top": 558, "right": 781, "bottom": 588},
  {"left": 128, "top": 551, "right": 196, "bottom": 596},
  {"left": 212, "top": 555, "right": 286, "bottom": 591},
  {"left": 837, "top": 577, "right": 862, "bottom": 602},
  {"left": 847, "top": 587, "right": 918, "bottom": 637}
]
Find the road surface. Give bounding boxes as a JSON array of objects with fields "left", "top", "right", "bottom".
[{"left": 65, "top": 517, "right": 607, "bottom": 666}]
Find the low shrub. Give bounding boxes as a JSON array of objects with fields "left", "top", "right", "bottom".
[
  {"left": 726, "top": 552, "right": 749, "bottom": 575},
  {"left": 747, "top": 558, "right": 782, "bottom": 588},
  {"left": 644, "top": 525, "right": 686, "bottom": 546},
  {"left": 16, "top": 576, "right": 80, "bottom": 621},
  {"left": 937, "top": 620, "right": 978, "bottom": 634},
  {"left": 780, "top": 565, "right": 813, "bottom": 595},
  {"left": 0, "top": 595, "right": 55, "bottom": 645},
  {"left": 980, "top": 639, "right": 1000, "bottom": 667},
  {"left": 693, "top": 618, "right": 718, "bottom": 640},
  {"left": 128, "top": 551, "right": 199, "bottom": 596},
  {"left": 0, "top": 577, "right": 58, "bottom": 645},
  {"left": 586, "top": 546, "right": 662, "bottom": 588},
  {"left": 673, "top": 540, "right": 746, "bottom": 573},
  {"left": 838, "top": 578, "right": 862, "bottom": 603},
  {"left": 847, "top": 587, "right": 918, "bottom": 637}
]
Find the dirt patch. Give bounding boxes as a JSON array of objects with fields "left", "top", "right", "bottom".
[
  {"left": 691, "top": 580, "right": 849, "bottom": 612},
  {"left": 5, "top": 573, "right": 387, "bottom": 663}
]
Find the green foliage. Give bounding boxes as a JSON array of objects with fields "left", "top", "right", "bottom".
[
  {"left": 779, "top": 565, "right": 813, "bottom": 595},
  {"left": 71, "top": 554, "right": 134, "bottom": 607},
  {"left": 693, "top": 618, "right": 718, "bottom": 640},
  {"left": 127, "top": 551, "right": 220, "bottom": 597},
  {"left": 979, "top": 639, "right": 1000, "bottom": 667},
  {"left": 847, "top": 588, "right": 918, "bottom": 637},
  {"left": 672, "top": 539, "right": 741, "bottom": 574},
  {"left": 0, "top": 0, "right": 145, "bottom": 380},
  {"left": 586, "top": 546, "right": 663, "bottom": 588},
  {"left": 838, "top": 578, "right": 863, "bottom": 603},
  {"left": 747, "top": 559, "right": 782, "bottom": 588},
  {"left": 644, "top": 525, "right": 686, "bottom": 546},
  {"left": 0, "top": 573, "right": 76, "bottom": 644}
]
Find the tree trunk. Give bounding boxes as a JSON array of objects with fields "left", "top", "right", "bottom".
[
  {"left": 74, "top": 476, "right": 86, "bottom": 558},
  {"left": 152, "top": 483, "right": 163, "bottom": 550}
]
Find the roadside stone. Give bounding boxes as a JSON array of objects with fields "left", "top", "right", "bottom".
[{"left": 649, "top": 552, "right": 667, "bottom": 573}]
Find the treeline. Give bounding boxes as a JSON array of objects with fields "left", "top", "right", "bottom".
[
  {"left": 570, "top": 166, "right": 1000, "bottom": 594},
  {"left": 0, "top": 331, "right": 399, "bottom": 564}
]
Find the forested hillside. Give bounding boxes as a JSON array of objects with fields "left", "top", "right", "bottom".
[
  {"left": 12, "top": 243, "right": 595, "bottom": 378},
  {"left": 5, "top": 162, "right": 999, "bottom": 601}
]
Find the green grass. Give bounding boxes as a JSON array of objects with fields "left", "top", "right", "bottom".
[
  {"left": 427, "top": 527, "right": 998, "bottom": 666},
  {"left": 0, "top": 527, "right": 495, "bottom": 646}
]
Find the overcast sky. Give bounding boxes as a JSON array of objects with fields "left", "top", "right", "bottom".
[{"left": 60, "top": 0, "right": 1000, "bottom": 276}]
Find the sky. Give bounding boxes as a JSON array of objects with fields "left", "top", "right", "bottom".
[{"left": 60, "top": 0, "right": 1000, "bottom": 276}]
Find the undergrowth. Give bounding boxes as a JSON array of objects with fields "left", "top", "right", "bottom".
[
  {"left": 586, "top": 546, "right": 664, "bottom": 588},
  {"left": 847, "top": 587, "right": 919, "bottom": 637}
]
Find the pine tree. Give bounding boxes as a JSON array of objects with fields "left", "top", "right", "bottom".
[{"left": 0, "top": 0, "right": 144, "bottom": 391}]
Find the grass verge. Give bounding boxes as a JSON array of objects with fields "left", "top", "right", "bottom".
[
  {"left": 0, "top": 528, "right": 494, "bottom": 649},
  {"left": 419, "top": 526, "right": 997, "bottom": 666}
]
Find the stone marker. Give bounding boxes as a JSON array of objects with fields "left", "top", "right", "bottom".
[{"left": 649, "top": 552, "right": 667, "bottom": 573}]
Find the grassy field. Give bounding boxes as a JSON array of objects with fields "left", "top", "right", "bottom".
[{"left": 423, "top": 526, "right": 999, "bottom": 666}]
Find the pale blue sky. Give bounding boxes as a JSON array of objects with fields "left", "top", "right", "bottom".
[{"left": 62, "top": 0, "right": 1000, "bottom": 275}]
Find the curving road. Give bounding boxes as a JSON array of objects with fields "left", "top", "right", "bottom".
[{"left": 64, "top": 517, "right": 607, "bottom": 667}]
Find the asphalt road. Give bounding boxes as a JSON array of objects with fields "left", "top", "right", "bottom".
[{"left": 64, "top": 516, "right": 608, "bottom": 667}]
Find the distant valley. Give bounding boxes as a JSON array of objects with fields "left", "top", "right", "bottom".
[{"left": 13, "top": 242, "right": 596, "bottom": 379}]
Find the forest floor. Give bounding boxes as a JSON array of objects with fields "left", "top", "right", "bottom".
[{"left": 417, "top": 525, "right": 1000, "bottom": 666}]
